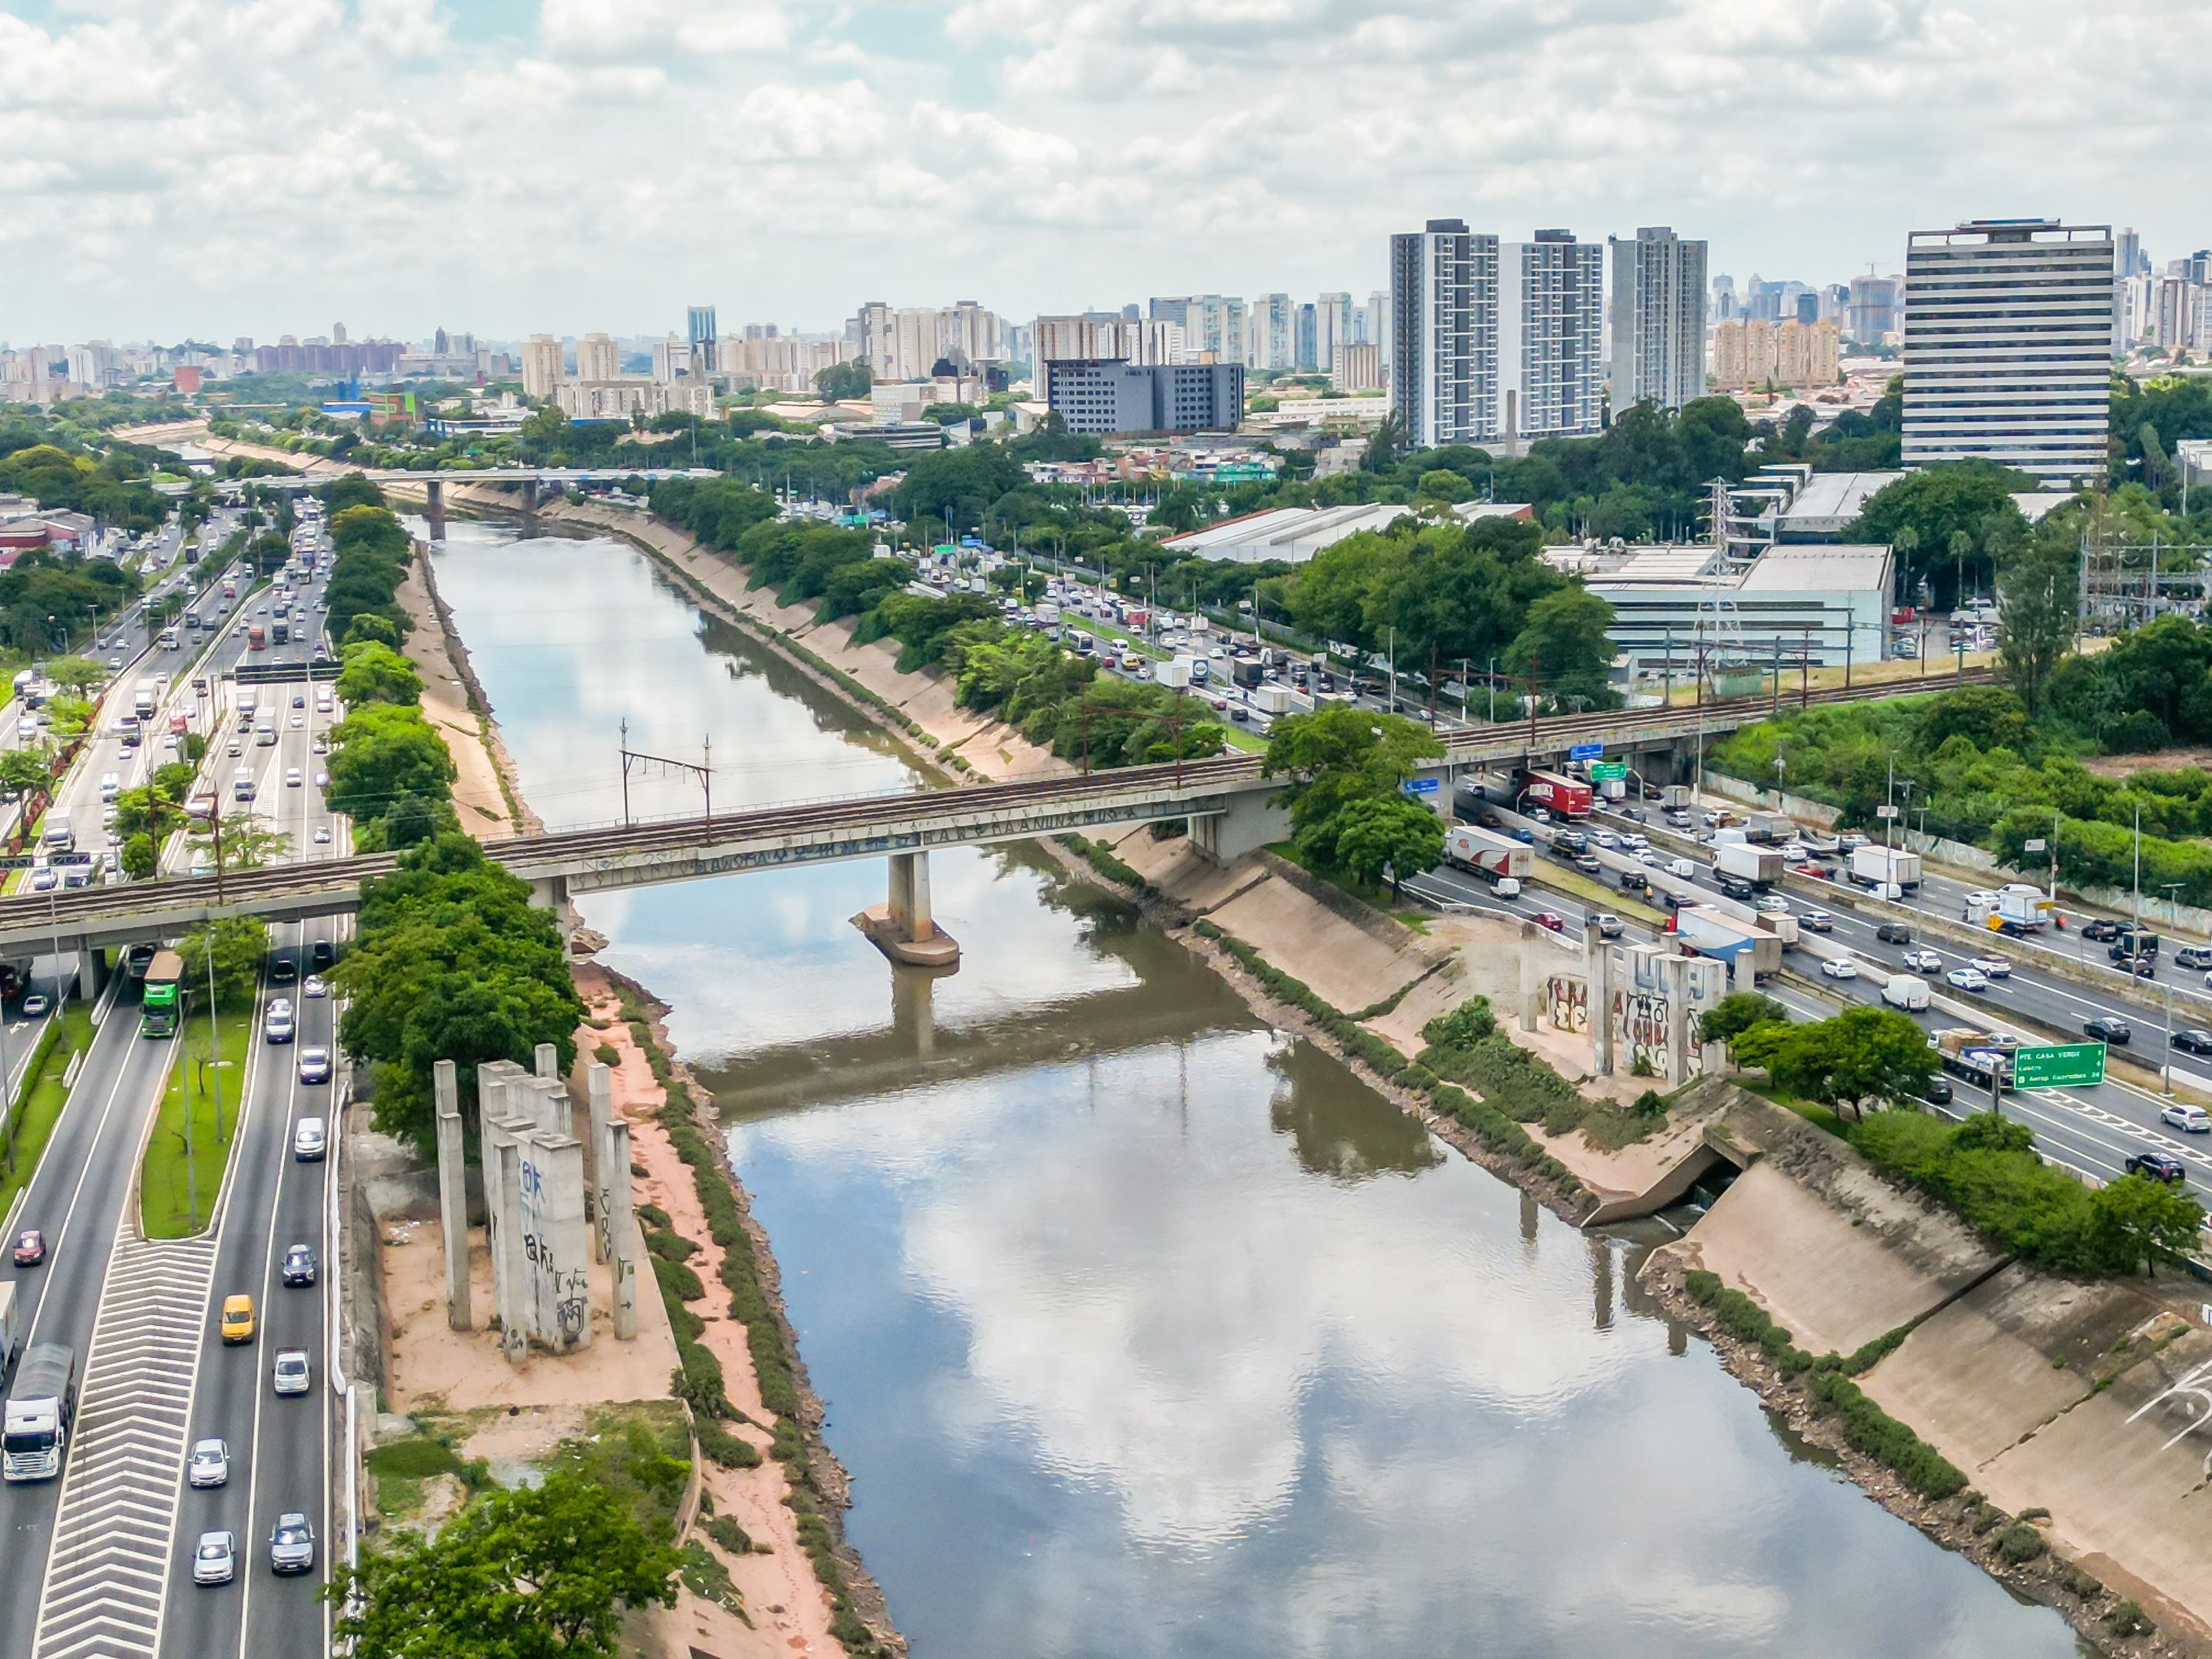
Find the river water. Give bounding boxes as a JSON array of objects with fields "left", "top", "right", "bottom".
[{"left": 429, "top": 522, "right": 2088, "bottom": 1659}]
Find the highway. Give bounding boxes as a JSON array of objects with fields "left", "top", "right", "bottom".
[{"left": 0, "top": 504, "right": 345, "bottom": 1659}]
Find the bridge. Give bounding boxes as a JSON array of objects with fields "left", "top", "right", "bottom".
[{"left": 0, "top": 668, "right": 1992, "bottom": 973}]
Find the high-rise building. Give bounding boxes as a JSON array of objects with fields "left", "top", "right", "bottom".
[
  {"left": 1295, "top": 303, "right": 1317, "bottom": 372},
  {"left": 1389, "top": 218, "right": 1498, "bottom": 448},
  {"left": 687, "top": 306, "right": 717, "bottom": 374},
  {"left": 522, "top": 334, "right": 563, "bottom": 399},
  {"left": 1043, "top": 360, "right": 1243, "bottom": 435},
  {"left": 1034, "top": 316, "right": 1184, "bottom": 365},
  {"left": 1608, "top": 227, "right": 1707, "bottom": 412},
  {"left": 1711, "top": 273, "right": 1737, "bottom": 322},
  {"left": 1846, "top": 274, "right": 1902, "bottom": 343},
  {"left": 1251, "top": 294, "right": 1295, "bottom": 370},
  {"left": 1498, "top": 230, "right": 1603, "bottom": 440},
  {"left": 577, "top": 332, "right": 620, "bottom": 381},
  {"left": 1777, "top": 320, "right": 1840, "bottom": 387},
  {"left": 1160, "top": 295, "right": 1246, "bottom": 363},
  {"left": 1316, "top": 293, "right": 1355, "bottom": 374},
  {"left": 1363, "top": 290, "right": 1388, "bottom": 349},
  {"left": 2116, "top": 227, "right": 2146, "bottom": 278},
  {"left": 332, "top": 322, "right": 348, "bottom": 346},
  {"left": 1902, "top": 218, "right": 2114, "bottom": 488}
]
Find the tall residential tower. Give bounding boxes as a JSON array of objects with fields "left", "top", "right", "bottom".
[
  {"left": 1608, "top": 227, "right": 1707, "bottom": 412},
  {"left": 1498, "top": 230, "right": 1604, "bottom": 441},
  {"left": 1389, "top": 218, "right": 1498, "bottom": 448}
]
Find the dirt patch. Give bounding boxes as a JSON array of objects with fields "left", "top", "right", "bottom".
[
  {"left": 2078, "top": 747, "right": 2212, "bottom": 780},
  {"left": 393, "top": 560, "right": 524, "bottom": 839}
]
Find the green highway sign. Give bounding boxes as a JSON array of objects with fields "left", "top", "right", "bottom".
[
  {"left": 2011, "top": 1041, "right": 2107, "bottom": 1089},
  {"left": 1588, "top": 760, "right": 1627, "bottom": 781}
]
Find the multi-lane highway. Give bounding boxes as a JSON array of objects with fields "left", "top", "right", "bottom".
[{"left": 0, "top": 507, "right": 347, "bottom": 1659}]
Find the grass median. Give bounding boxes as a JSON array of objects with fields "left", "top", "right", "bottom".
[
  {"left": 139, "top": 1008, "right": 254, "bottom": 1240},
  {"left": 0, "top": 1002, "right": 95, "bottom": 1221}
]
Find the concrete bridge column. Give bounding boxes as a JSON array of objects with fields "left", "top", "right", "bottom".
[
  {"left": 433, "top": 1060, "right": 472, "bottom": 1331},
  {"left": 424, "top": 479, "right": 443, "bottom": 515},
  {"left": 529, "top": 876, "right": 574, "bottom": 947},
  {"left": 521, "top": 478, "right": 540, "bottom": 513},
  {"left": 1586, "top": 922, "right": 1614, "bottom": 1076},
  {"left": 74, "top": 945, "right": 104, "bottom": 1005},
  {"left": 852, "top": 850, "right": 960, "bottom": 969},
  {"left": 1665, "top": 955, "right": 1692, "bottom": 1082}
]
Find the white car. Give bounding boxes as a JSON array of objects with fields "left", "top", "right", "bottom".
[
  {"left": 2161, "top": 1102, "right": 2211, "bottom": 1134},
  {"left": 273, "top": 1349, "right": 311, "bottom": 1396},
  {"left": 1946, "top": 966, "right": 1991, "bottom": 992},
  {"left": 1755, "top": 896, "right": 1791, "bottom": 914},
  {"left": 1622, "top": 833, "right": 1649, "bottom": 850},
  {"left": 1905, "top": 949, "right": 1945, "bottom": 972},
  {"left": 1820, "top": 958, "right": 1859, "bottom": 980},
  {"left": 1969, "top": 955, "right": 2013, "bottom": 980},
  {"left": 1637, "top": 849, "right": 1663, "bottom": 866},
  {"left": 1800, "top": 909, "right": 1836, "bottom": 932},
  {"left": 192, "top": 1529, "right": 236, "bottom": 1587},
  {"left": 187, "top": 1439, "right": 230, "bottom": 1488},
  {"left": 1965, "top": 889, "right": 2001, "bottom": 910}
]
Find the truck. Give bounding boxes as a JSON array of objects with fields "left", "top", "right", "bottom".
[
  {"left": 2, "top": 1342, "right": 78, "bottom": 1482},
  {"left": 133, "top": 678, "right": 158, "bottom": 720},
  {"left": 1659, "top": 785, "right": 1692, "bottom": 809},
  {"left": 1881, "top": 974, "right": 1932, "bottom": 1012},
  {"left": 1849, "top": 846, "right": 1922, "bottom": 892},
  {"left": 233, "top": 767, "right": 256, "bottom": 803},
  {"left": 139, "top": 949, "right": 187, "bottom": 1038},
  {"left": 1713, "top": 843, "right": 1786, "bottom": 888},
  {"left": 1252, "top": 684, "right": 1296, "bottom": 716},
  {"left": 1967, "top": 885, "right": 2054, "bottom": 933},
  {"left": 1741, "top": 812, "right": 1797, "bottom": 844},
  {"left": 1518, "top": 768, "right": 1593, "bottom": 819},
  {"left": 1444, "top": 825, "right": 1533, "bottom": 882},
  {"left": 0, "top": 1283, "right": 19, "bottom": 1384},
  {"left": 41, "top": 812, "right": 71, "bottom": 854},
  {"left": 1936, "top": 1028, "right": 2015, "bottom": 1094},
  {"left": 1670, "top": 906, "right": 1783, "bottom": 981},
  {"left": 157, "top": 627, "right": 179, "bottom": 651},
  {"left": 271, "top": 618, "right": 290, "bottom": 646},
  {"left": 1153, "top": 658, "right": 1191, "bottom": 690},
  {"left": 1230, "top": 660, "right": 1263, "bottom": 690},
  {"left": 236, "top": 689, "right": 258, "bottom": 730},
  {"left": 247, "top": 626, "right": 265, "bottom": 651},
  {"left": 220, "top": 579, "right": 237, "bottom": 598}
]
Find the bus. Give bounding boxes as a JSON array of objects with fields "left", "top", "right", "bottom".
[
  {"left": 139, "top": 949, "right": 187, "bottom": 1038},
  {"left": 247, "top": 626, "right": 266, "bottom": 651}
]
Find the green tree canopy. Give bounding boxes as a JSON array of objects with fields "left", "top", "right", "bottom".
[
  {"left": 1332, "top": 793, "right": 1445, "bottom": 895},
  {"left": 813, "top": 359, "right": 872, "bottom": 400},
  {"left": 1263, "top": 705, "right": 1443, "bottom": 866},
  {"left": 1848, "top": 461, "right": 2035, "bottom": 608},
  {"left": 175, "top": 916, "right": 271, "bottom": 1012},
  {"left": 1504, "top": 584, "right": 1619, "bottom": 710},
  {"left": 43, "top": 654, "right": 104, "bottom": 692},
  {"left": 335, "top": 641, "right": 424, "bottom": 707},
  {"left": 326, "top": 703, "right": 456, "bottom": 827}
]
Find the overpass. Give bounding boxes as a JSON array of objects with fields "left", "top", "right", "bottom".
[{"left": 0, "top": 667, "right": 1992, "bottom": 969}]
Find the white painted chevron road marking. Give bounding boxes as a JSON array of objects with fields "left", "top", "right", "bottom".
[{"left": 33, "top": 1230, "right": 217, "bottom": 1659}]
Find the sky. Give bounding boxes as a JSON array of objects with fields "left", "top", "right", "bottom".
[{"left": 2, "top": 0, "right": 2205, "bottom": 346}]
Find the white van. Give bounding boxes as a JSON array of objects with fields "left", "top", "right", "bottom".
[
  {"left": 99, "top": 773, "right": 121, "bottom": 803},
  {"left": 1495, "top": 877, "right": 1522, "bottom": 899},
  {"left": 1882, "top": 974, "right": 1931, "bottom": 1012}
]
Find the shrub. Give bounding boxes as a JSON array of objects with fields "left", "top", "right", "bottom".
[
  {"left": 366, "top": 1438, "right": 464, "bottom": 1481},
  {"left": 646, "top": 1228, "right": 698, "bottom": 1263},
  {"left": 2108, "top": 1600, "right": 2154, "bottom": 1637},
  {"left": 694, "top": 1416, "right": 763, "bottom": 1471},
  {"left": 1634, "top": 1089, "right": 1667, "bottom": 1117},
  {"left": 1420, "top": 995, "right": 1497, "bottom": 1051},
  {"left": 1996, "top": 1521, "right": 2047, "bottom": 1564},
  {"left": 703, "top": 1515, "right": 763, "bottom": 1556},
  {"left": 1805, "top": 1369, "right": 1965, "bottom": 1499},
  {"left": 652, "top": 1252, "right": 707, "bottom": 1305}
]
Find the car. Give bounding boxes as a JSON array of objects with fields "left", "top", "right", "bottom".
[
  {"left": 220, "top": 1293, "right": 255, "bottom": 1344},
  {"left": 1964, "top": 889, "right": 2001, "bottom": 910},
  {"left": 2161, "top": 1102, "right": 2212, "bottom": 1134},
  {"left": 21, "top": 993, "right": 49, "bottom": 1019},
  {"left": 1719, "top": 879, "right": 1756, "bottom": 902},
  {"left": 2171, "top": 1029, "right": 2212, "bottom": 1056},
  {"left": 1593, "top": 831, "right": 1619, "bottom": 849},
  {"left": 1595, "top": 913, "right": 1624, "bottom": 939},
  {"left": 291, "top": 694, "right": 305, "bottom": 709},
  {"left": 269, "top": 1514, "right": 316, "bottom": 1575},
  {"left": 283, "top": 1243, "right": 318, "bottom": 1286},
  {"left": 12, "top": 1227, "right": 46, "bottom": 1267},
  {"left": 227, "top": 739, "right": 243, "bottom": 757},
  {"left": 297, "top": 1047, "right": 330, "bottom": 1084},
  {"left": 293, "top": 1117, "right": 327, "bottom": 1161},
  {"left": 192, "top": 1529, "right": 237, "bottom": 1587},
  {"left": 2122, "top": 955, "right": 2158, "bottom": 979},
  {"left": 2083, "top": 1017, "right": 2132, "bottom": 1045},
  {"left": 313, "top": 770, "right": 329, "bottom": 788},
  {"left": 1755, "top": 896, "right": 1791, "bottom": 914},
  {"left": 270, "top": 955, "right": 297, "bottom": 983},
  {"left": 1791, "top": 863, "right": 1831, "bottom": 879},
  {"left": 272, "top": 1349, "right": 311, "bottom": 1396},
  {"left": 1533, "top": 911, "right": 1565, "bottom": 932},
  {"left": 1622, "top": 833, "right": 1649, "bottom": 850},
  {"left": 187, "top": 1439, "right": 230, "bottom": 1488},
  {"left": 1700, "top": 811, "right": 1720, "bottom": 828},
  {"left": 1820, "top": 958, "right": 1859, "bottom": 979},
  {"left": 1838, "top": 833, "right": 1868, "bottom": 850},
  {"left": 1618, "top": 806, "right": 1645, "bottom": 823},
  {"left": 1916, "top": 1077, "right": 1955, "bottom": 1105},
  {"left": 303, "top": 974, "right": 327, "bottom": 998},
  {"left": 310, "top": 939, "right": 333, "bottom": 968},
  {"left": 1573, "top": 853, "right": 1603, "bottom": 875},
  {"left": 1969, "top": 955, "right": 2013, "bottom": 979},
  {"left": 1945, "top": 967, "right": 1991, "bottom": 992},
  {"left": 1876, "top": 922, "right": 1916, "bottom": 945},
  {"left": 106, "top": 655, "right": 123, "bottom": 670},
  {"left": 28, "top": 868, "right": 56, "bottom": 893},
  {"left": 263, "top": 1006, "right": 294, "bottom": 1045},
  {"left": 1800, "top": 909, "right": 1835, "bottom": 932},
  {"left": 2127, "top": 1151, "right": 2188, "bottom": 1184},
  {"left": 284, "top": 767, "right": 301, "bottom": 788},
  {"left": 1637, "top": 848, "right": 1663, "bottom": 866},
  {"left": 2081, "top": 919, "right": 2124, "bottom": 942}
]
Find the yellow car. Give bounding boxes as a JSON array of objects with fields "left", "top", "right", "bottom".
[{"left": 220, "top": 1293, "right": 255, "bottom": 1345}]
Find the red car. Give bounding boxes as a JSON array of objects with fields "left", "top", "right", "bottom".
[
  {"left": 1792, "top": 863, "right": 1832, "bottom": 879},
  {"left": 1533, "top": 911, "right": 1565, "bottom": 932},
  {"left": 12, "top": 1227, "right": 46, "bottom": 1267}
]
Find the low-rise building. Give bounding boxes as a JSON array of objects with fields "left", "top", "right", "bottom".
[
  {"left": 1558, "top": 541, "right": 1893, "bottom": 672},
  {"left": 1044, "top": 360, "right": 1244, "bottom": 435},
  {"left": 1161, "top": 500, "right": 1532, "bottom": 565}
]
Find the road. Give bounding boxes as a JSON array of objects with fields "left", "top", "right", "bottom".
[{"left": 0, "top": 506, "right": 346, "bottom": 1659}]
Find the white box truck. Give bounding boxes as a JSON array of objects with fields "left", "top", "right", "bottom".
[
  {"left": 0, "top": 1282, "right": 19, "bottom": 1382},
  {"left": 1966, "top": 885, "right": 2053, "bottom": 932},
  {"left": 1849, "top": 846, "right": 1922, "bottom": 891},
  {"left": 1882, "top": 974, "right": 1932, "bottom": 1012},
  {"left": 1444, "top": 826, "right": 1533, "bottom": 882},
  {"left": 1253, "top": 685, "right": 1294, "bottom": 715},
  {"left": 1713, "top": 844, "right": 1786, "bottom": 887},
  {"left": 1152, "top": 658, "right": 1191, "bottom": 690},
  {"left": 1672, "top": 906, "right": 1783, "bottom": 980},
  {"left": 132, "top": 678, "right": 159, "bottom": 720},
  {"left": 41, "top": 812, "right": 71, "bottom": 854},
  {"left": 2, "top": 1342, "right": 76, "bottom": 1482}
]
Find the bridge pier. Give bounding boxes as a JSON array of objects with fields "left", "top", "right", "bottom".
[
  {"left": 74, "top": 945, "right": 104, "bottom": 1004},
  {"left": 1190, "top": 789, "right": 1290, "bottom": 865},
  {"left": 853, "top": 849, "right": 960, "bottom": 969},
  {"left": 424, "top": 479, "right": 443, "bottom": 515},
  {"left": 434, "top": 1059, "right": 472, "bottom": 1331},
  {"left": 530, "top": 875, "right": 575, "bottom": 947},
  {"left": 521, "top": 477, "right": 540, "bottom": 514}
]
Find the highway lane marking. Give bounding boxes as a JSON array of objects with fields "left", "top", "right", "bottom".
[{"left": 31, "top": 1229, "right": 217, "bottom": 1659}]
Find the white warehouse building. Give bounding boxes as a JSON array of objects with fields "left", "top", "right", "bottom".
[{"left": 1555, "top": 543, "right": 1896, "bottom": 675}]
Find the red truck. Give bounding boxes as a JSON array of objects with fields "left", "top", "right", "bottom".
[
  {"left": 247, "top": 625, "right": 266, "bottom": 651},
  {"left": 1518, "top": 768, "right": 1593, "bottom": 818}
]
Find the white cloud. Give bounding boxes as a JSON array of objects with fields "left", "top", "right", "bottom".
[{"left": 2, "top": 0, "right": 2205, "bottom": 342}]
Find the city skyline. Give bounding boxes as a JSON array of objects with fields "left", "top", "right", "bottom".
[{"left": 2, "top": 0, "right": 2205, "bottom": 339}]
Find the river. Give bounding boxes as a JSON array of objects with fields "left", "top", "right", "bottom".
[{"left": 429, "top": 520, "right": 2089, "bottom": 1659}]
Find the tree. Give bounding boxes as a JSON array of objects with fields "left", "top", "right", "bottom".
[
  {"left": 1362, "top": 411, "right": 1407, "bottom": 473},
  {"left": 1505, "top": 584, "right": 1618, "bottom": 710},
  {"left": 326, "top": 704, "right": 456, "bottom": 826},
  {"left": 187, "top": 813, "right": 292, "bottom": 873},
  {"left": 120, "top": 831, "right": 156, "bottom": 881},
  {"left": 342, "top": 612, "right": 402, "bottom": 651},
  {"left": 334, "top": 641, "right": 423, "bottom": 707},
  {"left": 43, "top": 654, "right": 103, "bottom": 693},
  {"left": 1996, "top": 541, "right": 2075, "bottom": 715},
  {"left": 0, "top": 746, "right": 51, "bottom": 800},
  {"left": 328, "top": 1471, "right": 679, "bottom": 1659},
  {"left": 1698, "top": 992, "right": 1788, "bottom": 1046},
  {"left": 1263, "top": 705, "right": 1443, "bottom": 867},
  {"left": 1762, "top": 1006, "right": 1938, "bottom": 1119},
  {"left": 2088, "top": 1175, "right": 2206, "bottom": 1275},
  {"left": 1848, "top": 462, "right": 2033, "bottom": 608},
  {"left": 1332, "top": 793, "right": 1445, "bottom": 896},
  {"left": 176, "top": 916, "right": 270, "bottom": 1012},
  {"left": 813, "top": 359, "right": 871, "bottom": 400},
  {"left": 45, "top": 694, "right": 92, "bottom": 737}
]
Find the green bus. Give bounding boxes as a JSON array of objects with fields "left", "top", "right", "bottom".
[{"left": 140, "top": 949, "right": 187, "bottom": 1038}]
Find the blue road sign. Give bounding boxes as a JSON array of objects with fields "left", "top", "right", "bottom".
[
  {"left": 1402, "top": 777, "right": 1440, "bottom": 794},
  {"left": 1569, "top": 742, "right": 1603, "bottom": 760}
]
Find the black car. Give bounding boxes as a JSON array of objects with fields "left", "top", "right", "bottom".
[
  {"left": 1916, "top": 1077, "right": 1954, "bottom": 1105},
  {"left": 1660, "top": 889, "right": 1694, "bottom": 910},
  {"left": 2085, "top": 1017, "right": 2132, "bottom": 1045},
  {"left": 282, "top": 1243, "right": 318, "bottom": 1286},
  {"left": 1618, "top": 806, "right": 1644, "bottom": 823},
  {"left": 270, "top": 955, "right": 297, "bottom": 983},
  {"left": 1619, "top": 870, "right": 1649, "bottom": 892},
  {"left": 2174, "top": 1029, "right": 2212, "bottom": 1055},
  {"left": 2081, "top": 919, "right": 2124, "bottom": 942},
  {"left": 2121, "top": 956, "right": 2157, "bottom": 979},
  {"left": 1719, "top": 879, "right": 1756, "bottom": 902},
  {"left": 2127, "top": 1151, "right": 2188, "bottom": 1184},
  {"left": 310, "top": 939, "right": 334, "bottom": 969},
  {"left": 1876, "top": 922, "right": 1914, "bottom": 945}
]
